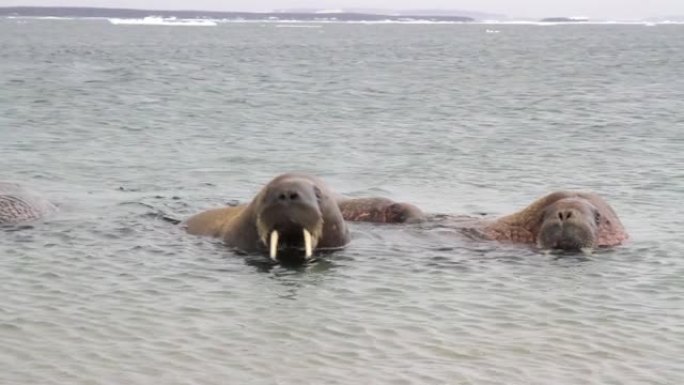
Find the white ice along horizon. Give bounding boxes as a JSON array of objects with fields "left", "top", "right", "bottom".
[{"left": 108, "top": 16, "right": 217, "bottom": 26}]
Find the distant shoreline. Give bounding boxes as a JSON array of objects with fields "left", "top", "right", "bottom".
[
  {"left": 0, "top": 6, "right": 474, "bottom": 22},
  {"left": 2, "top": 6, "right": 682, "bottom": 24}
]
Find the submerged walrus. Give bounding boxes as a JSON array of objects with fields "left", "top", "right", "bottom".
[
  {"left": 184, "top": 173, "right": 351, "bottom": 262},
  {"left": 340, "top": 191, "right": 627, "bottom": 251},
  {"left": 0, "top": 182, "right": 57, "bottom": 224}
]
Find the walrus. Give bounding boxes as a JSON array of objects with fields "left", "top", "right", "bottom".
[
  {"left": 339, "top": 191, "right": 627, "bottom": 251},
  {"left": 184, "top": 173, "right": 351, "bottom": 262},
  {"left": 0, "top": 182, "right": 57, "bottom": 224},
  {"left": 478, "top": 191, "right": 628, "bottom": 250}
]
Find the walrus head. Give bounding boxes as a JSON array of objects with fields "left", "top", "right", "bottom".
[
  {"left": 537, "top": 198, "right": 601, "bottom": 251},
  {"left": 254, "top": 176, "right": 326, "bottom": 263},
  {"left": 386, "top": 202, "right": 425, "bottom": 224}
]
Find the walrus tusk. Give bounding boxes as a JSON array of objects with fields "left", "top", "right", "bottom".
[
  {"left": 580, "top": 247, "right": 593, "bottom": 256},
  {"left": 303, "top": 229, "right": 313, "bottom": 259},
  {"left": 269, "top": 230, "right": 279, "bottom": 261}
]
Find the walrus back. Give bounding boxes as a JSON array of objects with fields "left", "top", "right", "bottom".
[
  {"left": 183, "top": 205, "right": 248, "bottom": 238},
  {"left": 0, "top": 182, "right": 56, "bottom": 224}
]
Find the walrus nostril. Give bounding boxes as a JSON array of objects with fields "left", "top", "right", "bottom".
[
  {"left": 276, "top": 191, "right": 300, "bottom": 203},
  {"left": 558, "top": 211, "right": 573, "bottom": 221}
]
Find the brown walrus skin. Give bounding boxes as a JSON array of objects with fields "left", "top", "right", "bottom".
[
  {"left": 480, "top": 191, "right": 628, "bottom": 250},
  {"left": 183, "top": 173, "right": 351, "bottom": 262},
  {"left": 337, "top": 197, "right": 425, "bottom": 224},
  {"left": 0, "top": 182, "right": 56, "bottom": 224}
]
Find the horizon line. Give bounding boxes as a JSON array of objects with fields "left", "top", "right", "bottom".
[{"left": 0, "top": 5, "right": 682, "bottom": 21}]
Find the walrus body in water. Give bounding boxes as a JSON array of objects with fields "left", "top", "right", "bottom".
[
  {"left": 184, "top": 173, "right": 351, "bottom": 263},
  {"left": 337, "top": 197, "right": 425, "bottom": 224},
  {"left": 0, "top": 182, "right": 56, "bottom": 224},
  {"left": 339, "top": 191, "right": 627, "bottom": 251}
]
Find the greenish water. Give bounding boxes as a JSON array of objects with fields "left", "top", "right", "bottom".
[{"left": 1, "top": 19, "right": 683, "bottom": 384}]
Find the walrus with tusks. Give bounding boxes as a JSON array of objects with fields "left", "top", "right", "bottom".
[
  {"left": 0, "top": 182, "right": 57, "bottom": 224},
  {"left": 184, "top": 173, "right": 351, "bottom": 262},
  {"left": 340, "top": 191, "right": 627, "bottom": 251}
]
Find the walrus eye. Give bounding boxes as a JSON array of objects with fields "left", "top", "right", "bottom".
[
  {"left": 313, "top": 186, "right": 322, "bottom": 202},
  {"left": 594, "top": 211, "right": 601, "bottom": 225}
]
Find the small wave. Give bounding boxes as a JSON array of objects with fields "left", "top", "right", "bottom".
[{"left": 108, "top": 16, "right": 217, "bottom": 27}]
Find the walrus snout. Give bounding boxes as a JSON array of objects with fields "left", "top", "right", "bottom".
[
  {"left": 263, "top": 180, "right": 321, "bottom": 207},
  {"left": 538, "top": 203, "right": 598, "bottom": 251},
  {"left": 260, "top": 185, "right": 322, "bottom": 229}
]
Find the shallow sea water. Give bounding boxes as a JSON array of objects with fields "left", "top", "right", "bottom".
[{"left": 1, "top": 19, "right": 683, "bottom": 384}]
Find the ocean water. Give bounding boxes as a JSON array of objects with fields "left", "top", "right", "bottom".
[{"left": 1, "top": 19, "right": 683, "bottom": 384}]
